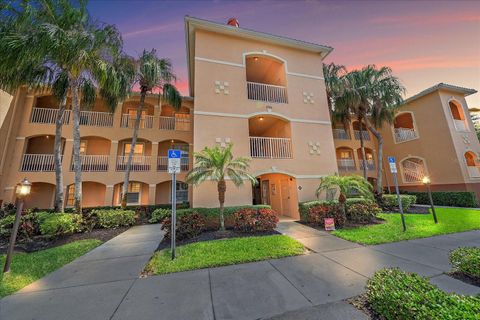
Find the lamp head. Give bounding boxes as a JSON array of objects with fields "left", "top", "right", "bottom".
[
  {"left": 16, "top": 177, "right": 31, "bottom": 197},
  {"left": 422, "top": 176, "right": 430, "bottom": 185}
]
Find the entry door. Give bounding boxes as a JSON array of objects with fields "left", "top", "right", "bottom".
[
  {"left": 261, "top": 180, "right": 270, "bottom": 205},
  {"left": 280, "top": 178, "right": 291, "bottom": 216}
]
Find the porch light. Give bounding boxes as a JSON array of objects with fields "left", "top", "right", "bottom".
[
  {"left": 254, "top": 57, "right": 258, "bottom": 61},
  {"left": 422, "top": 176, "right": 430, "bottom": 184},
  {"left": 15, "top": 178, "right": 32, "bottom": 197},
  {"left": 259, "top": 117, "right": 264, "bottom": 121}
]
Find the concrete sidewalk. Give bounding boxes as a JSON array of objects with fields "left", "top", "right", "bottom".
[{"left": 1, "top": 222, "right": 479, "bottom": 320}]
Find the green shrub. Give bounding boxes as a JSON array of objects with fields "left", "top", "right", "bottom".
[
  {"left": 162, "top": 212, "right": 206, "bottom": 240},
  {"left": 149, "top": 208, "right": 171, "bottom": 224},
  {"left": 450, "top": 247, "right": 480, "bottom": 279},
  {"left": 0, "top": 215, "right": 15, "bottom": 237},
  {"left": 345, "top": 197, "right": 374, "bottom": 205},
  {"left": 381, "top": 194, "right": 416, "bottom": 211},
  {"left": 346, "top": 202, "right": 381, "bottom": 224},
  {"left": 367, "top": 268, "right": 480, "bottom": 320},
  {"left": 92, "top": 209, "right": 136, "bottom": 229},
  {"left": 299, "top": 200, "right": 335, "bottom": 221},
  {"left": 37, "top": 212, "right": 83, "bottom": 237},
  {"left": 307, "top": 203, "right": 345, "bottom": 228},
  {"left": 233, "top": 208, "right": 279, "bottom": 232},
  {"left": 402, "top": 191, "right": 478, "bottom": 208}
]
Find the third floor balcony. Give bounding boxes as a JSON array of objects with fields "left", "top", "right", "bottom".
[{"left": 245, "top": 55, "right": 288, "bottom": 104}]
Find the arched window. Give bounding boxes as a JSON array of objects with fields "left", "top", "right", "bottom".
[
  {"left": 336, "top": 147, "right": 356, "bottom": 171},
  {"left": 464, "top": 151, "right": 480, "bottom": 178},
  {"left": 449, "top": 100, "right": 468, "bottom": 131},
  {"left": 400, "top": 157, "right": 427, "bottom": 183},
  {"left": 393, "top": 112, "right": 418, "bottom": 143}
]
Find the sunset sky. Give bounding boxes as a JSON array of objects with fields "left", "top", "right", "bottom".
[{"left": 88, "top": 0, "right": 480, "bottom": 107}]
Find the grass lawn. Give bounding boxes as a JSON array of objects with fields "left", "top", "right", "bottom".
[
  {"left": 333, "top": 208, "right": 480, "bottom": 245},
  {"left": 145, "top": 235, "right": 304, "bottom": 275},
  {"left": 0, "top": 239, "right": 101, "bottom": 298}
]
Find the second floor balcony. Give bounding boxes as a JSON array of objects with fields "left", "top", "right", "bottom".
[
  {"left": 21, "top": 153, "right": 59, "bottom": 172},
  {"left": 249, "top": 137, "right": 293, "bottom": 159},
  {"left": 332, "top": 128, "right": 350, "bottom": 140},
  {"left": 247, "top": 82, "right": 288, "bottom": 104},
  {"left": 337, "top": 158, "right": 356, "bottom": 171}
]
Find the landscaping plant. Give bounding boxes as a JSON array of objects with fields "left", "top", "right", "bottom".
[
  {"left": 233, "top": 208, "right": 279, "bottom": 232},
  {"left": 307, "top": 203, "right": 346, "bottom": 228},
  {"left": 92, "top": 209, "right": 136, "bottom": 229},
  {"left": 381, "top": 194, "right": 416, "bottom": 212},
  {"left": 186, "top": 143, "right": 257, "bottom": 231},
  {"left": 346, "top": 202, "right": 381, "bottom": 224},
  {"left": 162, "top": 212, "right": 206, "bottom": 240},
  {"left": 37, "top": 212, "right": 83, "bottom": 237},
  {"left": 367, "top": 268, "right": 480, "bottom": 319},
  {"left": 403, "top": 191, "right": 478, "bottom": 208},
  {"left": 149, "top": 208, "right": 171, "bottom": 224},
  {"left": 450, "top": 247, "right": 480, "bottom": 280}
]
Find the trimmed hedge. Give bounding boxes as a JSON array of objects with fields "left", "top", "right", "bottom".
[
  {"left": 149, "top": 208, "right": 171, "bottom": 224},
  {"left": 402, "top": 191, "right": 479, "bottom": 208},
  {"left": 367, "top": 268, "right": 480, "bottom": 320},
  {"left": 162, "top": 212, "right": 206, "bottom": 240},
  {"left": 347, "top": 202, "right": 381, "bottom": 224},
  {"left": 299, "top": 198, "right": 374, "bottom": 222},
  {"left": 307, "top": 203, "right": 345, "bottom": 228},
  {"left": 37, "top": 212, "right": 83, "bottom": 237},
  {"left": 381, "top": 194, "right": 416, "bottom": 211},
  {"left": 233, "top": 208, "right": 279, "bottom": 232},
  {"left": 92, "top": 209, "right": 136, "bottom": 229},
  {"left": 450, "top": 247, "right": 480, "bottom": 280}
]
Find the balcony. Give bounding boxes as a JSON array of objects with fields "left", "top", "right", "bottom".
[
  {"left": 332, "top": 129, "right": 350, "bottom": 140},
  {"left": 247, "top": 82, "right": 288, "bottom": 104},
  {"left": 359, "top": 159, "right": 375, "bottom": 171},
  {"left": 30, "top": 107, "right": 71, "bottom": 125},
  {"left": 121, "top": 114, "right": 154, "bottom": 129},
  {"left": 156, "top": 156, "right": 189, "bottom": 172},
  {"left": 70, "top": 155, "right": 109, "bottom": 172},
  {"left": 21, "top": 154, "right": 60, "bottom": 172},
  {"left": 159, "top": 116, "right": 191, "bottom": 131},
  {"left": 80, "top": 111, "right": 114, "bottom": 127},
  {"left": 401, "top": 158, "right": 426, "bottom": 183},
  {"left": 250, "top": 137, "right": 292, "bottom": 159},
  {"left": 116, "top": 156, "right": 151, "bottom": 171},
  {"left": 354, "top": 130, "right": 370, "bottom": 141},
  {"left": 337, "top": 159, "right": 356, "bottom": 171},
  {"left": 394, "top": 127, "right": 418, "bottom": 143}
]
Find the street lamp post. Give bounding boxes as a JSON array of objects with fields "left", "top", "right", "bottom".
[
  {"left": 422, "top": 176, "right": 438, "bottom": 224},
  {"left": 3, "top": 178, "right": 31, "bottom": 273}
]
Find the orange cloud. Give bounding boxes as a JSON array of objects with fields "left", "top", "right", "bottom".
[{"left": 369, "top": 11, "right": 480, "bottom": 26}]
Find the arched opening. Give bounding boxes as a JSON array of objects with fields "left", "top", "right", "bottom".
[
  {"left": 31, "top": 94, "right": 71, "bottom": 125},
  {"left": 245, "top": 54, "right": 288, "bottom": 103},
  {"left": 248, "top": 115, "right": 292, "bottom": 158},
  {"left": 113, "top": 181, "right": 149, "bottom": 206},
  {"left": 121, "top": 101, "right": 155, "bottom": 129},
  {"left": 352, "top": 121, "right": 370, "bottom": 141},
  {"left": 464, "top": 151, "right": 480, "bottom": 178},
  {"left": 66, "top": 181, "right": 106, "bottom": 208},
  {"left": 332, "top": 122, "right": 350, "bottom": 140},
  {"left": 253, "top": 173, "right": 298, "bottom": 218},
  {"left": 401, "top": 157, "right": 427, "bottom": 183},
  {"left": 393, "top": 112, "right": 418, "bottom": 143},
  {"left": 21, "top": 135, "right": 65, "bottom": 172},
  {"left": 160, "top": 104, "right": 191, "bottom": 131},
  {"left": 157, "top": 139, "right": 189, "bottom": 171},
  {"left": 24, "top": 182, "right": 55, "bottom": 209},
  {"left": 71, "top": 136, "right": 111, "bottom": 172},
  {"left": 357, "top": 148, "right": 375, "bottom": 171},
  {"left": 449, "top": 100, "right": 468, "bottom": 131},
  {"left": 116, "top": 138, "right": 152, "bottom": 171},
  {"left": 336, "top": 147, "right": 356, "bottom": 171},
  {"left": 155, "top": 180, "right": 189, "bottom": 205}
]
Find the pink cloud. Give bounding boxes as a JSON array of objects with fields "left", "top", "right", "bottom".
[
  {"left": 369, "top": 11, "right": 480, "bottom": 26},
  {"left": 123, "top": 21, "right": 183, "bottom": 38}
]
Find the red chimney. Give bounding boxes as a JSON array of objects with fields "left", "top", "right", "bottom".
[{"left": 227, "top": 18, "right": 239, "bottom": 27}]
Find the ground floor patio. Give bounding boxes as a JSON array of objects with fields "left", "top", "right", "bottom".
[{"left": 1, "top": 222, "right": 479, "bottom": 320}]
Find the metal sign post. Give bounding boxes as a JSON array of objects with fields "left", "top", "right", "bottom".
[
  {"left": 388, "top": 156, "right": 406, "bottom": 232},
  {"left": 168, "top": 149, "right": 182, "bottom": 260}
]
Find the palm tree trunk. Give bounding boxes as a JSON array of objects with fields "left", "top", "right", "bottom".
[
  {"left": 121, "top": 90, "right": 146, "bottom": 208},
  {"left": 358, "top": 118, "right": 367, "bottom": 179},
  {"left": 71, "top": 80, "right": 82, "bottom": 213},
  {"left": 364, "top": 118, "right": 384, "bottom": 193},
  {"left": 53, "top": 96, "right": 67, "bottom": 213},
  {"left": 217, "top": 179, "right": 226, "bottom": 231}
]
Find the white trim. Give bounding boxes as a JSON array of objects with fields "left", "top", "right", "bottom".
[
  {"left": 16, "top": 137, "right": 25, "bottom": 140},
  {"left": 195, "top": 57, "right": 243, "bottom": 68},
  {"left": 194, "top": 110, "right": 331, "bottom": 125},
  {"left": 254, "top": 168, "right": 326, "bottom": 179},
  {"left": 287, "top": 72, "right": 323, "bottom": 80},
  {"left": 243, "top": 51, "right": 288, "bottom": 69}
]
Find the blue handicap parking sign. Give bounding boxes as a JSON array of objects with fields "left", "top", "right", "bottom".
[
  {"left": 168, "top": 149, "right": 182, "bottom": 158},
  {"left": 388, "top": 156, "right": 396, "bottom": 164}
]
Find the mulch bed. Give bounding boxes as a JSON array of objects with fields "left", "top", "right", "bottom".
[
  {"left": 156, "top": 229, "right": 280, "bottom": 251},
  {"left": 0, "top": 227, "right": 129, "bottom": 254},
  {"left": 347, "top": 294, "right": 379, "bottom": 320},
  {"left": 448, "top": 271, "right": 480, "bottom": 287}
]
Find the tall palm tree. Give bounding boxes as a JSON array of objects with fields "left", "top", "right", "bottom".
[
  {"left": 120, "top": 49, "right": 181, "bottom": 208},
  {"left": 186, "top": 144, "right": 257, "bottom": 231},
  {"left": 316, "top": 174, "right": 373, "bottom": 221},
  {"left": 322, "top": 62, "right": 347, "bottom": 113}
]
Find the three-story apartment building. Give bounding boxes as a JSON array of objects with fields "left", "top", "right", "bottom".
[{"left": 0, "top": 17, "right": 479, "bottom": 218}]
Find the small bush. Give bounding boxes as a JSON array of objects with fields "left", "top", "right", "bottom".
[
  {"left": 37, "top": 212, "right": 83, "bottom": 237},
  {"left": 299, "top": 200, "right": 335, "bottom": 221},
  {"left": 0, "top": 215, "right": 15, "bottom": 237},
  {"left": 233, "top": 208, "right": 279, "bottom": 232},
  {"left": 307, "top": 203, "right": 345, "bottom": 228},
  {"left": 381, "top": 194, "right": 416, "bottom": 211},
  {"left": 93, "top": 209, "right": 136, "bottom": 229},
  {"left": 402, "top": 191, "right": 478, "bottom": 208},
  {"left": 149, "top": 208, "right": 171, "bottom": 224},
  {"left": 367, "top": 268, "right": 480, "bottom": 320},
  {"left": 0, "top": 202, "right": 16, "bottom": 219},
  {"left": 450, "top": 247, "right": 480, "bottom": 280},
  {"left": 162, "top": 212, "right": 206, "bottom": 241},
  {"left": 346, "top": 202, "right": 381, "bottom": 224}
]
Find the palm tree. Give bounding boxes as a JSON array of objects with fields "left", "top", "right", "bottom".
[
  {"left": 323, "top": 62, "right": 347, "bottom": 112},
  {"left": 120, "top": 49, "right": 181, "bottom": 209},
  {"left": 316, "top": 174, "right": 373, "bottom": 221},
  {"left": 186, "top": 144, "right": 257, "bottom": 231}
]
